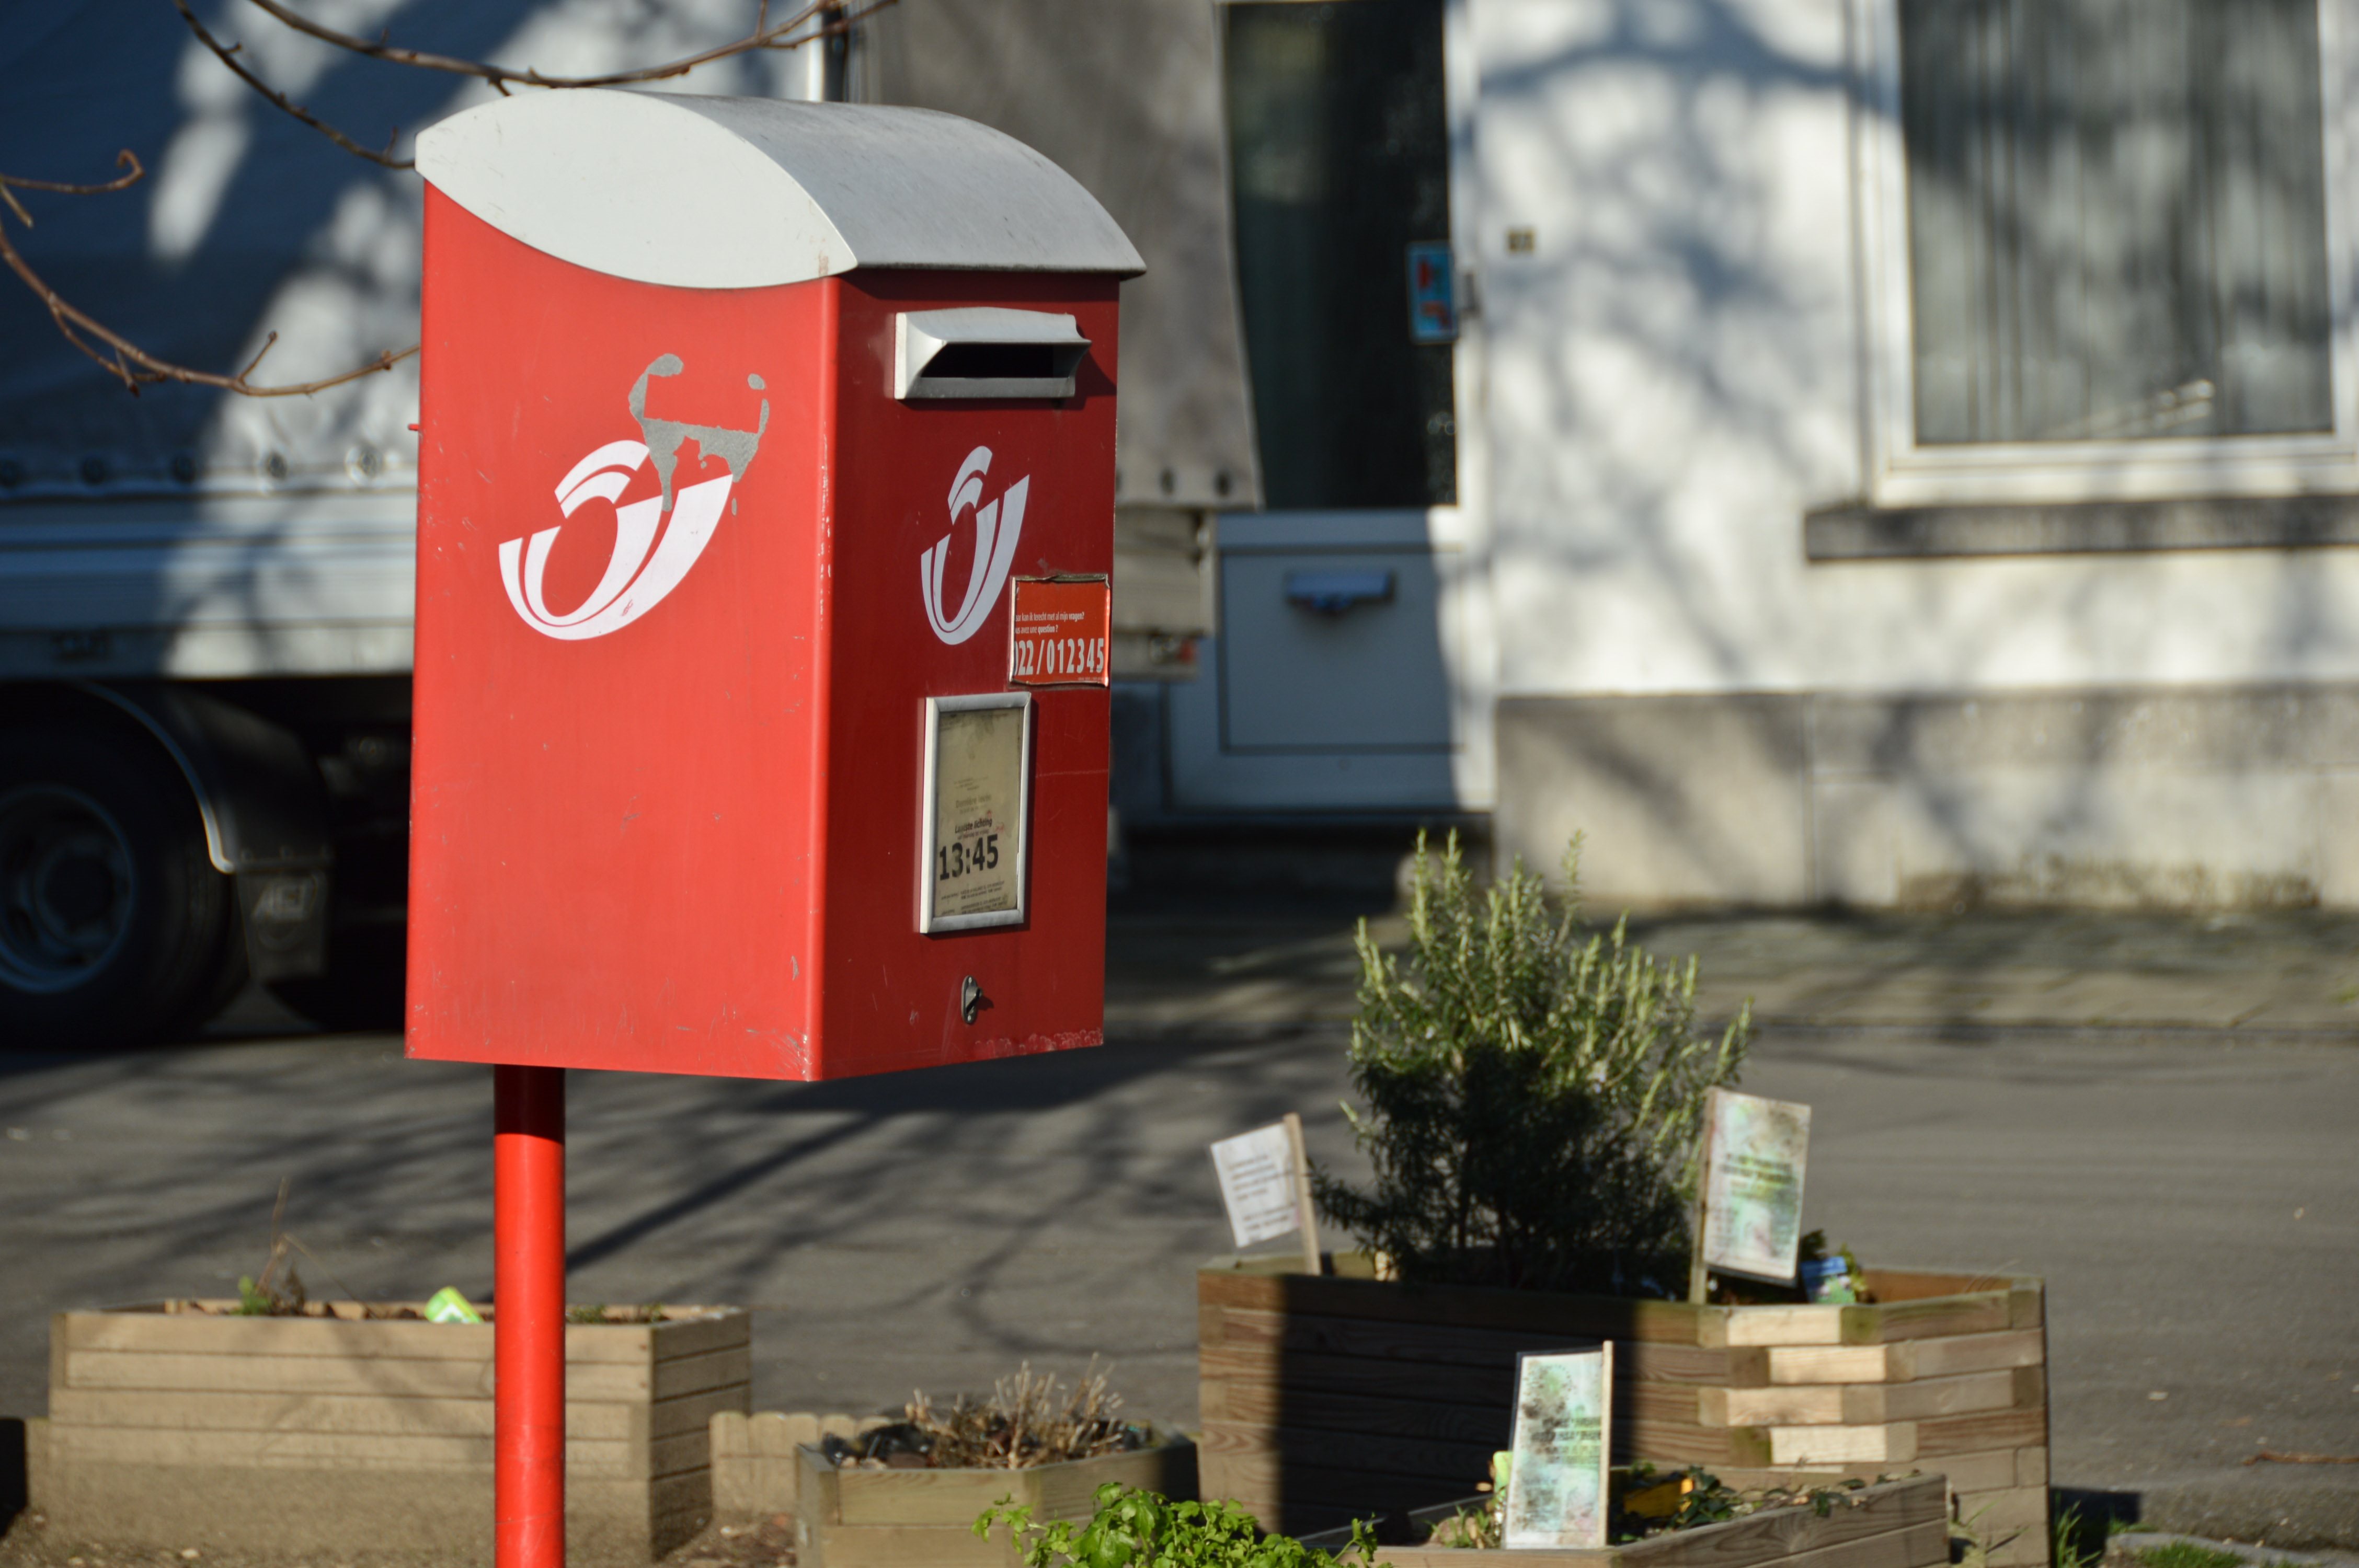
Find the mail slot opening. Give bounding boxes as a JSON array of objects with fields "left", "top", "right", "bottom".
[
  {"left": 896, "top": 307, "right": 1091, "bottom": 400},
  {"left": 922, "top": 341, "right": 1066, "bottom": 381}
]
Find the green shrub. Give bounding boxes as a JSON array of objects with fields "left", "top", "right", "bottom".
[
  {"left": 1312, "top": 833, "right": 1750, "bottom": 1295},
  {"left": 975, "top": 1483, "right": 1384, "bottom": 1568}
]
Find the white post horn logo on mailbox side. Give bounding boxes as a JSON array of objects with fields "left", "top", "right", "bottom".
[
  {"left": 499, "top": 354, "right": 766, "bottom": 641},
  {"left": 922, "top": 445, "right": 1029, "bottom": 645}
]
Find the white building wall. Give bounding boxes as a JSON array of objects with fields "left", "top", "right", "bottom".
[{"left": 1472, "top": 0, "right": 2359, "bottom": 908}]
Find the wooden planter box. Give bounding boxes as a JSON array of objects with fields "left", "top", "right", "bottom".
[
  {"left": 794, "top": 1432, "right": 1198, "bottom": 1568},
  {"left": 1295, "top": 1473, "right": 1949, "bottom": 1568},
  {"left": 32, "top": 1301, "right": 751, "bottom": 1565},
  {"left": 1198, "top": 1256, "right": 2048, "bottom": 1566}
]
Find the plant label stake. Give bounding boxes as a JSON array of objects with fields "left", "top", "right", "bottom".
[
  {"left": 405, "top": 90, "right": 1141, "bottom": 1568},
  {"left": 1503, "top": 1343, "right": 1613, "bottom": 1549},
  {"left": 1209, "top": 1114, "right": 1322, "bottom": 1274},
  {"left": 1692, "top": 1087, "right": 1813, "bottom": 1297}
]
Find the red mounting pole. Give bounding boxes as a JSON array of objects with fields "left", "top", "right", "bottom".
[{"left": 494, "top": 1064, "right": 566, "bottom": 1568}]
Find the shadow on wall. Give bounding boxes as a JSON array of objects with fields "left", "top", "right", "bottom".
[
  {"left": 1499, "top": 685, "right": 2356, "bottom": 913},
  {"left": 1480, "top": 3, "right": 2359, "bottom": 913}
]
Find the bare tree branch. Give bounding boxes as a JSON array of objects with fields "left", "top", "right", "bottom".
[
  {"left": 170, "top": 0, "right": 411, "bottom": 168},
  {"left": 0, "top": 152, "right": 419, "bottom": 398},
  {"left": 8, "top": 0, "right": 895, "bottom": 398},
  {"left": 233, "top": 0, "right": 896, "bottom": 97}
]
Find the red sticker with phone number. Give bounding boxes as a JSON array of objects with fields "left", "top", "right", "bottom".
[{"left": 1008, "top": 576, "right": 1110, "bottom": 687}]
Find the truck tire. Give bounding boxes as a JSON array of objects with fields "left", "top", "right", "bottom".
[{"left": 0, "top": 726, "right": 242, "bottom": 1049}]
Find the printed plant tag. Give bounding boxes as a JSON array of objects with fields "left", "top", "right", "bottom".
[
  {"left": 1701, "top": 1088, "right": 1812, "bottom": 1283},
  {"left": 1503, "top": 1344, "right": 1613, "bottom": 1549},
  {"left": 1210, "top": 1122, "right": 1301, "bottom": 1248}
]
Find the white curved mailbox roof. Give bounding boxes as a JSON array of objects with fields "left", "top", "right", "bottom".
[{"left": 415, "top": 89, "right": 1143, "bottom": 289}]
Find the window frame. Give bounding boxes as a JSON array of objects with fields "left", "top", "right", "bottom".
[{"left": 1850, "top": 0, "right": 2359, "bottom": 507}]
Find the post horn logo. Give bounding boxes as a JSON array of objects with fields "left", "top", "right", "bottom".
[
  {"left": 922, "top": 446, "right": 1030, "bottom": 645},
  {"left": 499, "top": 354, "right": 766, "bottom": 641}
]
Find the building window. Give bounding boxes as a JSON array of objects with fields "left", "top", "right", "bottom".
[
  {"left": 1223, "top": 0, "right": 1456, "bottom": 510},
  {"left": 1859, "top": 0, "right": 2355, "bottom": 505},
  {"left": 1902, "top": 0, "right": 2331, "bottom": 446}
]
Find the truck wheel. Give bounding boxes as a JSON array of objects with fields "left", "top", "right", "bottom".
[{"left": 0, "top": 727, "right": 241, "bottom": 1049}]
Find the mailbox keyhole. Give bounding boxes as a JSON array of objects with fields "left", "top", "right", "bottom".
[{"left": 959, "top": 975, "right": 991, "bottom": 1026}]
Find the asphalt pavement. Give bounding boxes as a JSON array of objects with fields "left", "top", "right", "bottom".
[{"left": 0, "top": 907, "right": 2353, "bottom": 1549}]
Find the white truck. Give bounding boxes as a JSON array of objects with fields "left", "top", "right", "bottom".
[{"left": 0, "top": 0, "right": 1234, "bottom": 1047}]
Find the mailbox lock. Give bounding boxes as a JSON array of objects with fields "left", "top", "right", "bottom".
[{"left": 960, "top": 975, "right": 990, "bottom": 1025}]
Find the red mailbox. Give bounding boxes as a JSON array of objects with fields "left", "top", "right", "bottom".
[{"left": 406, "top": 90, "right": 1143, "bottom": 1081}]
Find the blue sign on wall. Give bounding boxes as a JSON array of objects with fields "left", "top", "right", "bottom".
[{"left": 1406, "top": 241, "right": 1457, "bottom": 343}]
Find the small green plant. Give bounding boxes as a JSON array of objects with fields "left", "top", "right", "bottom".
[
  {"left": 2051, "top": 1505, "right": 2099, "bottom": 1568},
  {"left": 2133, "top": 1545, "right": 2245, "bottom": 1568},
  {"left": 976, "top": 1483, "right": 1386, "bottom": 1568},
  {"left": 1313, "top": 833, "right": 1751, "bottom": 1295}
]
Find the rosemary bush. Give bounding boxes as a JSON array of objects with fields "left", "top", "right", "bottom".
[{"left": 1312, "top": 833, "right": 1750, "bottom": 1295}]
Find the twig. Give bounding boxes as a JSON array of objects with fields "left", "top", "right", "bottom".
[
  {"left": 0, "top": 151, "right": 419, "bottom": 398},
  {"left": 2243, "top": 1450, "right": 2359, "bottom": 1466},
  {"left": 170, "top": 0, "right": 412, "bottom": 168},
  {"left": 0, "top": 151, "right": 147, "bottom": 225},
  {"left": 234, "top": 0, "right": 897, "bottom": 96}
]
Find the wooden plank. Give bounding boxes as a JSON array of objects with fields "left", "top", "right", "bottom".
[
  {"left": 1338, "top": 1552, "right": 1619, "bottom": 1568},
  {"left": 1030, "top": 1443, "right": 1196, "bottom": 1521},
  {"left": 1701, "top": 1387, "right": 1843, "bottom": 1428},
  {"left": 1619, "top": 1417, "right": 1740, "bottom": 1467},
  {"left": 652, "top": 1382, "right": 749, "bottom": 1439},
  {"left": 1853, "top": 1369, "right": 2017, "bottom": 1424},
  {"left": 62, "top": 1347, "right": 663, "bottom": 1402},
  {"left": 2011, "top": 1366, "right": 2046, "bottom": 1410},
  {"left": 1208, "top": 1370, "right": 1700, "bottom": 1432},
  {"left": 1202, "top": 1381, "right": 1513, "bottom": 1446},
  {"left": 1766, "top": 1346, "right": 1896, "bottom": 1386},
  {"left": 61, "top": 1313, "right": 503, "bottom": 1362},
  {"left": 52, "top": 1388, "right": 501, "bottom": 1438},
  {"left": 1766, "top": 1422, "right": 1916, "bottom": 1466},
  {"left": 645, "top": 1311, "right": 750, "bottom": 1362},
  {"left": 835, "top": 1466, "right": 1025, "bottom": 1527},
  {"left": 1193, "top": 1449, "right": 1487, "bottom": 1530},
  {"left": 1201, "top": 1345, "right": 1516, "bottom": 1408},
  {"left": 1373, "top": 1481, "right": 1946, "bottom": 1568},
  {"left": 1198, "top": 1418, "right": 1497, "bottom": 1489},
  {"left": 1909, "top": 1447, "right": 2016, "bottom": 1495},
  {"left": 1206, "top": 1306, "right": 1745, "bottom": 1382},
  {"left": 1197, "top": 1269, "right": 1709, "bottom": 1346},
  {"left": 647, "top": 1428, "right": 715, "bottom": 1481},
  {"left": 1915, "top": 1406, "right": 2043, "bottom": 1458},
  {"left": 652, "top": 1344, "right": 753, "bottom": 1400},
  {"left": 802, "top": 1444, "right": 846, "bottom": 1527},
  {"left": 1857, "top": 1272, "right": 2025, "bottom": 1304},
  {"left": 1724, "top": 1308, "right": 1847, "bottom": 1348},
  {"left": 1842, "top": 1295, "right": 2011, "bottom": 1347},
  {"left": 1986, "top": 1536, "right": 2050, "bottom": 1568},
  {"left": 2014, "top": 1446, "right": 2048, "bottom": 1488},
  {"left": 1776, "top": 1521, "right": 1950, "bottom": 1568},
  {"left": 2008, "top": 1289, "right": 2043, "bottom": 1331},
  {"left": 1623, "top": 1479, "right": 1944, "bottom": 1568},
  {"left": 1953, "top": 1485, "right": 2049, "bottom": 1534},
  {"left": 62, "top": 1305, "right": 741, "bottom": 1359},
  {"left": 47, "top": 1423, "right": 642, "bottom": 1474},
  {"left": 1900, "top": 1330, "right": 2044, "bottom": 1381},
  {"left": 1769, "top": 1333, "right": 2042, "bottom": 1386},
  {"left": 63, "top": 1349, "right": 496, "bottom": 1400}
]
